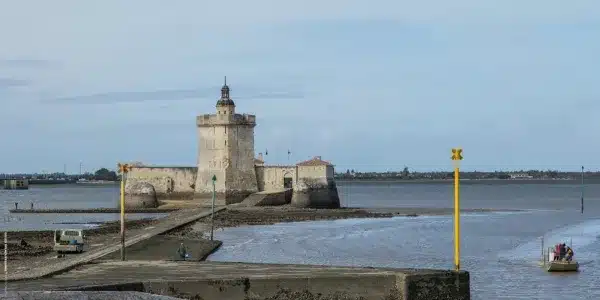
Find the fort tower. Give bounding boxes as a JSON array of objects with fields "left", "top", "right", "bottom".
[{"left": 194, "top": 77, "right": 259, "bottom": 204}]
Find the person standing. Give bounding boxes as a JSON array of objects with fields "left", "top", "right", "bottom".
[
  {"left": 177, "top": 242, "right": 188, "bottom": 260},
  {"left": 566, "top": 246, "right": 574, "bottom": 262},
  {"left": 559, "top": 243, "right": 566, "bottom": 260}
]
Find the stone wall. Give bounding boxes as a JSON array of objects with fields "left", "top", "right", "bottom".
[
  {"left": 195, "top": 114, "right": 258, "bottom": 205},
  {"left": 255, "top": 166, "right": 296, "bottom": 192},
  {"left": 195, "top": 124, "right": 228, "bottom": 198},
  {"left": 399, "top": 270, "right": 470, "bottom": 300},
  {"left": 238, "top": 189, "right": 292, "bottom": 206},
  {"left": 291, "top": 177, "right": 340, "bottom": 208},
  {"left": 123, "top": 182, "right": 159, "bottom": 209},
  {"left": 296, "top": 165, "right": 333, "bottom": 180},
  {"left": 221, "top": 124, "right": 259, "bottom": 204},
  {"left": 124, "top": 163, "right": 340, "bottom": 207},
  {"left": 126, "top": 166, "right": 196, "bottom": 200},
  {"left": 71, "top": 269, "right": 470, "bottom": 300},
  {"left": 290, "top": 164, "right": 340, "bottom": 208}
]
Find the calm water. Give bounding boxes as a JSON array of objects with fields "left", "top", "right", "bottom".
[
  {"left": 0, "top": 185, "right": 165, "bottom": 231},
  {"left": 208, "top": 180, "right": 600, "bottom": 300},
  {"left": 2, "top": 182, "right": 599, "bottom": 299}
]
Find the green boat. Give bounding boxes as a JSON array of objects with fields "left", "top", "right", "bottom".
[{"left": 546, "top": 260, "right": 579, "bottom": 272}]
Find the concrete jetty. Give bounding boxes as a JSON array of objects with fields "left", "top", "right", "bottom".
[
  {"left": 4, "top": 207, "right": 225, "bottom": 281},
  {"left": 9, "top": 260, "right": 470, "bottom": 300},
  {"left": 3, "top": 291, "right": 184, "bottom": 300},
  {"left": 9, "top": 208, "right": 179, "bottom": 213}
]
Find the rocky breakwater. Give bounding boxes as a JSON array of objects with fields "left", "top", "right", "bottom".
[
  {"left": 291, "top": 177, "right": 340, "bottom": 208},
  {"left": 123, "top": 182, "right": 160, "bottom": 209}
]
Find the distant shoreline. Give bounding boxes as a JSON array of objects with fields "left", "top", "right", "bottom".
[
  {"left": 19, "top": 178, "right": 599, "bottom": 187},
  {"left": 28, "top": 180, "right": 118, "bottom": 186},
  {"left": 336, "top": 178, "right": 596, "bottom": 184}
]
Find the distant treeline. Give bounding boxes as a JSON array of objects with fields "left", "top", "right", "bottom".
[
  {"left": 0, "top": 168, "right": 119, "bottom": 183},
  {"left": 3, "top": 167, "right": 598, "bottom": 183},
  {"left": 335, "top": 168, "right": 597, "bottom": 180}
]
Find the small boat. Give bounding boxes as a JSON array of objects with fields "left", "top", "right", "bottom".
[
  {"left": 543, "top": 243, "right": 579, "bottom": 272},
  {"left": 546, "top": 260, "right": 579, "bottom": 272}
]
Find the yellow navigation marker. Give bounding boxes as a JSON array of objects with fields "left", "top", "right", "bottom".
[
  {"left": 451, "top": 148, "right": 462, "bottom": 271},
  {"left": 451, "top": 148, "right": 463, "bottom": 161},
  {"left": 117, "top": 163, "right": 131, "bottom": 219}
]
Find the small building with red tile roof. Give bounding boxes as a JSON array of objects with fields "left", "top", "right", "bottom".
[
  {"left": 296, "top": 156, "right": 334, "bottom": 181},
  {"left": 296, "top": 156, "right": 332, "bottom": 167}
]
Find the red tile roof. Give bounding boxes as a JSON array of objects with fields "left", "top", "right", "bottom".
[{"left": 296, "top": 156, "right": 332, "bottom": 166}]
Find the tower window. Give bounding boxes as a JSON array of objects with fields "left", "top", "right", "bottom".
[{"left": 225, "top": 140, "right": 227, "bottom": 146}]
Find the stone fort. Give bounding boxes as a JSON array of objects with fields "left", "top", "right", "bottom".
[{"left": 124, "top": 79, "right": 340, "bottom": 208}]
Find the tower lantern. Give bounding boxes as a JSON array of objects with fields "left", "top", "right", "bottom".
[{"left": 216, "top": 76, "right": 235, "bottom": 115}]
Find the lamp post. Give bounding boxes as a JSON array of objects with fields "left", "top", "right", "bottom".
[{"left": 210, "top": 174, "right": 216, "bottom": 241}]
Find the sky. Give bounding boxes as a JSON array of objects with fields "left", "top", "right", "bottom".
[{"left": 1, "top": 0, "right": 599, "bottom": 173}]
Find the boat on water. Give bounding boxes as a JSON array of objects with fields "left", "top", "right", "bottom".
[
  {"left": 546, "top": 260, "right": 579, "bottom": 272},
  {"left": 543, "top": 242, "right": 579, "bottom": 272}
]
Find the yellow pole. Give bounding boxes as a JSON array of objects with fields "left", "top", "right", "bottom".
[
  {"left": 120, "top": 167, "right": 125, "bottom": 261},
  {"left": 119, "top": 163, "right": 128, "bottom": 261},
  {"left": 454, "top": 164, "right": 460, "bottom": 271},
  {"left": 450, "top": 148, "right": 463, "bottom": 271}
]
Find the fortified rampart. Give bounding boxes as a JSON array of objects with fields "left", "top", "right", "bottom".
[
  {"left": 292, "top": 157, "right": 340, "bottom": 208},
  {"left": 125, "top": 166, "right": 196, "bottom": 200},
  {"left": 196, "top": 113, "right": 256, "bottom": 126},
  {"left": 123, "top": 79, "right": 339, "bottom": 209},
  {"left": 255, "top": 165, "right": 296, "bottom": 191}
]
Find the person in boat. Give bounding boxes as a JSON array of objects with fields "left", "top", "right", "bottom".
[
  {"left": 554, "top": 244, "right": 561, "bottom": 261},
  {"left": 565, "top": 246, "right": 574, "bottom": 262},
  {"left": 559, "top": 243, "right": 567, "bottom": 260}
]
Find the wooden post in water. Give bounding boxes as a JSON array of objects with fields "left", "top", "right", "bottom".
[
  {"left": 4, "top": 231, "right": 7, "bottom": 294},
  {"left": 118, "top": 163, "right": 130, "bottom": 261},
  {"left": 581, "top": 166, "right": 584, "bottom": 214},
  {"left": 541, "top": 236, "right": 545, "bottom": 266}
]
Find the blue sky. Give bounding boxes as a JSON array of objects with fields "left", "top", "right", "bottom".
[{"left": 1, "top": 0, "right": 599, "bottom": 173}]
